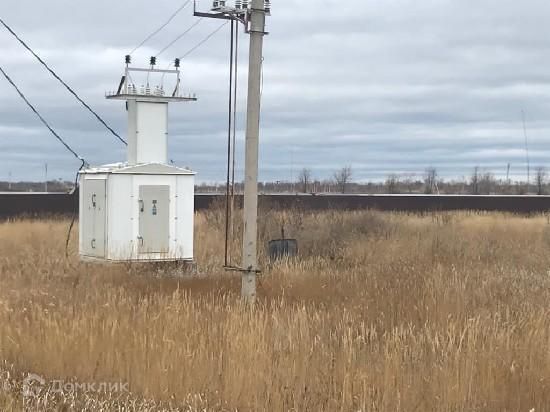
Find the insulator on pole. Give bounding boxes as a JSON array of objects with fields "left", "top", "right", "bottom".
[
  {"left": 242, "top": 0, "right": 249, "bottom": 9},
  {"left": 235, "top": 0, "right": 242, "bottom": 9},
  {"left": 174, "top": 58, "right": 181, "bottom": 68},
  {"left": 125, "top": 55, "right": 131, "bottom": 65},
  {"left": 150, "top": 56, "right": 157, "bottom": 67},
  {"left": 264, "top": 0, "right": 271, "bottom": 13}
]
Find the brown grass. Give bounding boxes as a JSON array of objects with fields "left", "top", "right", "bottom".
[{"left": 0, "top": 209, "right": 550, "bottom": 411}]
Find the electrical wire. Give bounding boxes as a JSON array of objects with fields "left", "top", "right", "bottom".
[
  {"left": 156, "top": 18, "right": 203, "bottom": 57},
  {"left": 0, "top": 65, "right": 87, "bottom": 164},
  {"left": 65, "top": 161, "right": 86, "bottom": 258},
  {"left": 230, "top": 22, "right": 239, "bottom": 252},
  {"left": 0, "top": 17, "right": 126, "bottom": 146},
  {"left": 224, "top": 19, "right": 235, "bottom": 267},
  {"left": 260, "top": 56, "right": 264, "bottom": 102},
  {"left": 178, "top": 21, "right": 229, "bottom": 60},
  {"left": 160, "top": 20, "right": 229, "bottom": 85},
  {"left": 1, "top": 63, "right": 86, "bottom": 258},
  {"left": 129, "top": 0, "right": 192, "bottom": 55}
]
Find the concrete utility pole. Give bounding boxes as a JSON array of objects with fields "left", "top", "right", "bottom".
[
  {"left": 195, "top": 0, "right": 268, "bottom": 302},
  {"left": 241, "top": 0, "right": 266, "bottom": 302},
  {"left": 193, "top": 1, "right": 268, "bottom": 302}
]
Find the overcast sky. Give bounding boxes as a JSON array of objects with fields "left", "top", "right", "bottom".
[{"left": 1, "top": 0, "right": 550, "bottom": 183}]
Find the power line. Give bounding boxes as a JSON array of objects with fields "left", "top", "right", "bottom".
[
  {"left": 230, "top": 21, "right": 239, "bottom": 258},
  {"left": 159, "top": 20, "right": 229, "bottom": 84},
  {"left": 0, "top": 17, "right": 127, "bottom": 146},
  {"left": 178, "top": 21, "right": 229, "bottom": 60},
  {"left": 224, "top": 19, "right": 235, "bottom": 267},
  {"left": 156, "top": 18, "right": 203, "bottom": 57},
  {"left": 0, "top": 65, "right": 86, "bottom": 164},
  {"left": 129, "top": 0, "right": 192, "bottom": 55}
]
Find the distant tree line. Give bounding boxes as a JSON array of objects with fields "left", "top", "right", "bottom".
[
  {"left": 0, "top": 180, "right": 73, "bottom": 193},
  {"left": 4, "top": 165, "right": 549, "bottom": 195},
  {"left": 197, "top": 165, "right": 550, "bottom": 196},
  {"left": 384, "top": 166, "right": 548, "bottom": 195}
]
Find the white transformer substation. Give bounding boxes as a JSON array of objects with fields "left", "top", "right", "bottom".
[{"left": 79, "top": 60, "right": 197, "bottom": 262}]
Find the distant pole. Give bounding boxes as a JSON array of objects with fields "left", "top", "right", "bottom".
[
  {"left": 8, "top": 171, "right": 12, "bottom": 191},
  {"left": 506, "top": 163, "right": 511, "bottom": 184},
  {"left": 522, "top": 110, "right": 530, "bottom": 193},
  {"left": 241, "top": 0, "right": 266, "bottom": 303},
  {"left": 44, "top": 163, "right": 48, "bottom": 192},
  {"left": 290, "top": 148, "right": 294, "bottom": 193}
]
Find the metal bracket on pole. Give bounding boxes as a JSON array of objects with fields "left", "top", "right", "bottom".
[{"left": 223, "top": 265, "right": 262, "bottom": 274}]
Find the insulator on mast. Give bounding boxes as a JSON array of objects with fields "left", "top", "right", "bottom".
[
  {"left": 264, "top": 0, "right": 271, "bottom": 13},
  {"left": 150, "top": 56, "right": 157, "bottom": 67},
  {"left": 125, "top": 55, "right": 131, "bottom": 65},
  {"left": 242, "top": 0, "right": 249, "bottom": 10},
  {"left": 235, "top": 0, "right": 242, "bottom": 9},
  {"left": 174, "top": 58, "right": 181, "bottom": 68},
  {"left": 212, "top": 0, "right": 220, "bottom": 10}
]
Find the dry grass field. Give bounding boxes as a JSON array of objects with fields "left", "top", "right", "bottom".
[{"left": 0, "top": 207, "right": 550, "bottom": 411}]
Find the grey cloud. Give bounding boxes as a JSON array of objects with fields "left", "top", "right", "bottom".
[{"left": 1, "top": 0, "right": 550, "bottom": 183}]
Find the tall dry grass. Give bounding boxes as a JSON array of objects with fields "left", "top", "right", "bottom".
[{"left": 0, "top": 209, "right": 549, "bottom": 411}]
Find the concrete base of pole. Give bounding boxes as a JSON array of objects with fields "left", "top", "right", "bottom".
[{"left": 241, "top": 271, "right": 257, "bottom": 303}]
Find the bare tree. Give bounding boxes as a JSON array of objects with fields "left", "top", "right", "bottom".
[
  {"left": 470, "top": 166, "right": 480, "bottom": 195},
  {"left": 297, "top": 168, "right": 312, "bottom": 193},
  {"left": 385, "top": 174, "right": 400, "bottom": 194},
  {"left": 333, "top": 166, "right": 353, "bottom": 194},
  {"left": 479, "top": 172, "right": 496, "bottom": 194},
  {"left": 423, "top": 167, "right": 438, "bottom": 194},
  {"left": 535, "top": 166, "right": 546, "bottom": 195},
  {"left": 402, "top": 174, "right": 417, "bottom": 193}
]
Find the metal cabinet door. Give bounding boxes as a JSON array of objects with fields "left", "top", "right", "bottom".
[
  {"left": 82, "top": 179, "right": 106, "bottom": 257},
  {"left": 138, "top": 185, "right": 170, "bottom": 254}
]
